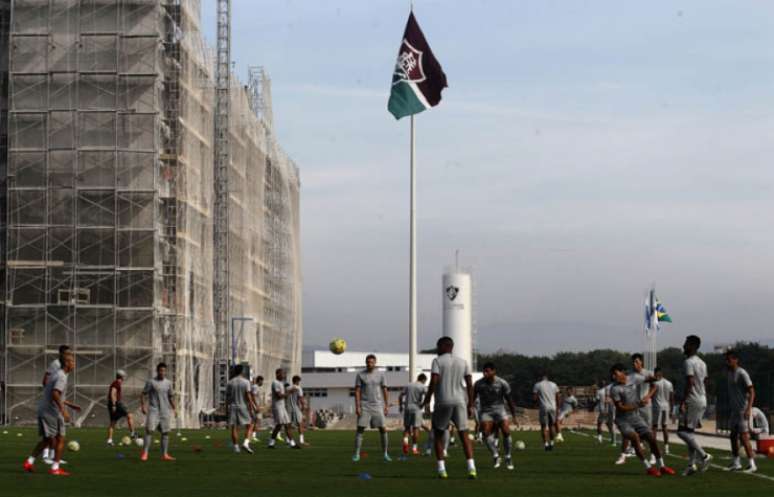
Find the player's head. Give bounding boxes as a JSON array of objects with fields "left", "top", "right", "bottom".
[
  {"left": 566, "top": 386, "right": 575, "bottom": 395},
  {"left": 539, "top": 369, "right": 549, "bottom": 380},
  {"left": 365, "top": 354, "right": 377, "bottom": 370},
  {"left": 482, "top": 362, "right": 496, "bottom": 380},
  {"left": 654, "top": 366, "right": 663, "bottom": 379},
  {"left": 417, "top": 373, "right": 427, "bottom": 384},
  {"left": 275, "top": 368, "right": 285, "bottom": 380},
  {"left": 436, "top": 336, "right": 454, "bottom": 354},
  {"left": 724, "top": 349, "right": 739, "bottom": 369},
  {"left": 683, "top": 335, "right": 701, "bottom": 356},
  {"left": 292, "top": 375, "right": 301, "bottom": 385},
  {"left": 231, "top": 364, "right": 244, "bottom": 378},
  {"left": 631, "top": 353, "right": 644, "bottom": 370},
  {"left": 156, "top": 362, "right": 167, "bottom": 379},
  {"left": 610, "top": 363, "right": 627, "bottom": 384},
  {"left": 62, "top": 351, "right": 76, "bottom": 372},
  {"left": 116, "top": 369, "right": 126, "bottom": 381},
  {"left": 597, "top": 379, "right": 607, "bottom": 388},
  {"left": 58, "top": 344, "right": 71, "bottom": 359},
  {"left": 255, "top": 375, "right": 264, "bottom": 385}
]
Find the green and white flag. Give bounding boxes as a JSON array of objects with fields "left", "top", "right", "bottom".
[{"left": 388, "top": 12, "right": 448, "bottom": 120}]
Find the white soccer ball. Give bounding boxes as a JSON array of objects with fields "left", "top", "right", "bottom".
[
  {"left": 181, "top": 437, "right": 188, "bottom": 442},
  {"left": 67, "top": 440, "right": 80, "bottom": 452},
  {"left": 515, "top": 440, "right": 526, "bottom": 451},
  {"left": 329, "top": 338, "right": 347, "bottom": 355},
  {"left": 135, "top": 437, "right": 144, "bottom": 448},
  {"left": 121, "top": 436, "right": 132, "bottom": 446}
]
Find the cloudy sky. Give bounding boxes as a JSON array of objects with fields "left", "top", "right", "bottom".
[{"left": 202, "top": 1, "right": 774, "bottom": 355}]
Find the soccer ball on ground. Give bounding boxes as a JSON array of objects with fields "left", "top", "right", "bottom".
[
  {"left": 329, "top": 338, "right": 347, "bottom": 355},
  {"left": 135, "top": 437, "right": 145, "bottom": 448},
  {"left": 515, "top": 440, "right": 526, "bottom": 451},
  {"left": 121, "top": 436, "right": 132, "bottom": 446},
  {"left": 67, "top": 441, "right": 80, "bottom": 452}
]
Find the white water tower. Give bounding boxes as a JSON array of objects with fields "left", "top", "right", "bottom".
[{"left": 442, "top": 261, "right": 473, "bottom": 369}]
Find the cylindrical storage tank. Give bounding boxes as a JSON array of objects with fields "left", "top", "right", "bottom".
[{"left": 442, "top": 269, "right": 473, "bottom": 369}]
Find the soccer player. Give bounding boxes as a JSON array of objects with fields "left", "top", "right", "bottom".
[
  {"left": 616, "top": 353, "right": 655, "bottom": 465},
  {"left": 651, "top": 367, "right": 673, "bottom": 454},
  {"left": 353, "top": 354, "right": 390, "bottom": 462},
  {"left": 609, "top": 363, "right": 675, "bottom": 477},
  {"left": 595, "top": 381, "right": 615, "bottom": 444},
  {"left": 227, "top": 365, "right": 257, "bottom": 454},
  {"left": 422, "top": 336, "right": 477, "bottom": 479},
  {"left": 24, "top": 351, "right": 80, "bottom": 476},
  {"left": 288, "top": 375, "right": 308, "bottom": 446},
  {"left": 268, "top": 368, "right": 300, "bottom": 449},
  {"left": 40, "top": 345, "right": 70, "bottom": 465},
  {"left": 106, "top": 369, "right": 136, "bottom": 446},
  {"left": 140, "top": 362, "right": 176, "bottom": 461},
  {"left": 401, "top": 373, "right": 427, "bottom": 455},
  {"left": 724, "top": 350, "right": 757, "bottom": 473},
  {"left": 473, "top": 362, "right": 516, "bottom": 470},
  {"left": 750, "top": 406, "right": 769, "bottom": 437},
  {"left": 555, "top": 387, "right": 578, "bottom": 443},
  {"left": 676, "top": 335, "right": 712, "bottom": 475},
  {"left": 533, "top": 372, "right": 559, "bottom": 451},
  {"left": 250, "top": 376, "right": 265, "bottom": 441}
]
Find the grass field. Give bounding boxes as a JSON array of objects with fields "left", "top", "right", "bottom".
[{"left": 1, "top": 427, "right": 772, "bottom": 497}]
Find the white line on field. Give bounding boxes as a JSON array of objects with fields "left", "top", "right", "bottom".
[{"left": 566, "top": 429, "right": 774, "bottom": 483}]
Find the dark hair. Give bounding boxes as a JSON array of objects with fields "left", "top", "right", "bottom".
[
  {"left": 631, "top": 353, "right": 644, "bottom": 362},
  {"left": 292, "top": 375, "right": 301, "bottom": 383},
  {"left": 365, "top": 354, "right": 376, "bottom": 362},
  {"left": 436, "top": 336, "right": 454, "bottom": 348},
  {"left": 417, "top": 373, "right": 427, "bottom": 382},
  {"left": 686, "top": 335, "right": 701, "bottom": 349},
  {"left": 232, "top": 364, "right": 244, "bottom": 377},
  {"left": 610, "top": 363, "right": 626, "bottom": 376},
  {"left": 255, "top": 375, "right": 263, "bottom": 382},
  {"left": 724, "top": 349, "right": 738, "bottom": 359},
  {"left": 275, "top": 368, "right": 284, "bottom": 375},
  {"left": 157, "top": 362, "right": 167, "bottom": 371},
  {"left": 654, "top": 366, "right": 662, "bottom": 374},
  {"left": 58, "top": 345, "right": 70, "bottom": 355},
  {"left": 482, "top": 362, "right": 496, "bottom": 371}
]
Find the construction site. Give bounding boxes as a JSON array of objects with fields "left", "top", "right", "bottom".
[{"left": 0, "top": 0, "right": 302, "bottom": 427}]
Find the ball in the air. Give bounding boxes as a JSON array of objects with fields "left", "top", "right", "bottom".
[
  {"left": 135, "top": 437, "right": 144, "bottom": 448},
  {"left": 121, "top": 436, "right": 132, "bottom": 446},
  {"left": 67, "top": 440, "right": 80, "bottom": 452},
  {"left": 515, "top": 440, "right": 526, "bottom": 451},
  {"left": 329, "top": 338, "right": 347, "bottom": 355}
]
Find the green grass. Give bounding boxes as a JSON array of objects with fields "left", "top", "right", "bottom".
[{"left": 1, "top": 427, "right": 772, "bottom": 497}]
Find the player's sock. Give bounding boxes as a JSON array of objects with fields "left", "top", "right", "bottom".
[
  {"left": 42, "top": 448, "right": 50, "bottom": 460},
  {"left": 503, "top": 434, "right": 512, "bottom": 458},
  {"left": 233, "top": 444, "right": 240, "bottom": 453},
  {"left": 747, "top": 458, "right": 757, "bottom": 470},
  {"left": 664, "top": 444, "right": 670, "bottom": 454},
  {"left": 657, "top": 457, "right": 665, "bottom": 467},
  {"left": 289, "top": 438, "right": 297, "bottom": 447},
  {"left": 299, "top": 434, "right": 305, "bottom": 444},
  {"left": 107, "top": 438, "right": 113, "bottom": 445},
  {"left": 354, "top": 432, "right": 363, "bottom": 455},
  {"left": 642, "top": 458, "right": 651, "bottom": 469},
  {"left": 161, "top": 434, "right": 169, "bottom": 455},
  {"left": 380, "top": 431, "right": 389, "bottom": 453},
  {"left": 485, "top": 434, "right": 498, "bottom": 457},
  {"left": 268, "top": 438, "right": 276, "bottom": 447},
  {"left": 52, "top": 461, "right": 60, "bottom": 471},
  {"left": 144, "top": 433, "right": 152, "bottom": 451},
  {"left": 437, "top": 460, "right": 446, "bottom": 472},
  {"left": 26, "top": 456, "right": 35, "bottom": 465},
  {"left": 467, "top": 459, "right": 476, "bottom": 471}
]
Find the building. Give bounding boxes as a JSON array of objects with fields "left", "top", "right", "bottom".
[{"left": 0, "top": 0, "right": 301, "bottom": 427}]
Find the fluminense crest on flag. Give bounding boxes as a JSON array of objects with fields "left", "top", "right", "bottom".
[{"left": 388, "top": 12, "right": 447, "bottom": 120}]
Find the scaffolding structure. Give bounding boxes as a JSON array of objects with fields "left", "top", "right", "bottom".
[{"left": 0, "top": 0, "right": 301, "bottom": 427}]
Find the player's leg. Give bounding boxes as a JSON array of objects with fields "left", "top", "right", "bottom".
[
  {"left": 454, "top": 405, "right": 477, "bottom": 479},
  {"left": 739, "top": 431, "right": 757, "bottom": 472},
  {"left": 547, "top": 411, "right": 557, "bottom": 448},
  {"left": 230, "top": 424, "right": 240, "bottom": 452},
  {"left": 127, "top": 412, "right": 136, "bottom": 438},
  {"left": 141, "top": 413, "right": 156, "bottom": 460},
  {"left": 480, "top": 418, "right": 497, "bottom": 460},
  {"left": 431, "top": 406, "right": 452, "bottom": 477},
  {"left": 500, "top": 417, "right": 514, "bottom": 470},
  {"left": 107, "top": 419, "right": 116, "bottom": 445},
  {"left": 284, "top": 423, "right": 298, "bottom": 448},
  {"left": 378, "top": 426, "right": 390, "bottom": 460},
  {"left": 353, "top": 425, "right": 365, "bottom": 460},
  {"left": 298, "top": 416, "right": 306, "bottom": 445},
  {"left": 24, "top": 425, "right": 51, "bottom": 472},
  {"left": 642, "top": 430, "right": 674, "bottom": 475},
  {"left": 660, "top": 413, "right": 669, "bottom": 453},
  {"left": 160, "top": 417, "right": 174, "bottom": 460}
]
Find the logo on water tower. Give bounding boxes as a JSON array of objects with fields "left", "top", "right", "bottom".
[{"left": 445, "top": 286, "right": 460, "bottom": 301}]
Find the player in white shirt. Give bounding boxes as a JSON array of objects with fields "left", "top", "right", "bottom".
[
  {"left": 39, "top": 345, "right": 71, "bottom": 465},
  {"left": 750, "top": 407, "right": 769, "bottom": 437},
  {"left": 533, "top": 373, "right": 560, "bottom": 451},
  {"left": 250, "top": 376, "right": 265, "bottom": 441},
  {"left": 676, "top": 335, "right": 712, "bottom": 476},
  {"left": 650, "top": 367, "right": 674, "bottom": 454},
  {"left": 723, "top": 350, "right": 756, "bottom": 473},
  {"left": 595, "top": 381, "right": 615, "bottom": 444},
  {"left": 555, "top": 387, "right": 578, "bottom": 443}
]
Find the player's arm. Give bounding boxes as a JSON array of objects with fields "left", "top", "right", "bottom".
[
  {"left": 140, "top": 389, "right": 148, "bottom": 414},
  {"left": 382, "top": 384, "right": 389, "bottom": 415},
  {"left": 398, "top": 390, "right": 406, "bottom": 413},
  {"left": 744, "top": 384, "right": 755, "bottom": 419},
  {"left": 299, "top": 391, "right": 306, "bottom": 412},
  {"left": 354, "top": 383, "right": 362, "bottom": 416},
  {"left": 507, "top": 394, "right": 517, "bottom": 417},
  {"left": 641, "top": 384, "right": 657, "bottom": 405},
  {"left": 64, "top": 400, "right": 81, "bottom": 411},
  {"left": 41, "top": 371, "right": 50, "bottom": 387},
  {"left": 422, "top": 374, "right": 438, "bottom": 410},
  {"left": 168, "top": 388, "right": 176, "bottom": 413},
  {"left": 52, "top": 388, "right": 70, "bottom": 422},
  {"left": 464, "top": 374, "right": 474, "bottom": 415}
]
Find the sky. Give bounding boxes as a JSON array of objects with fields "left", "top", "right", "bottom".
[{"left": 201, "top": 1, "right": 774, "bottom": 355}]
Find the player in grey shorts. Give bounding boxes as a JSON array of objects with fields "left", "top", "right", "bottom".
[
  {"left": 250, "top": 376, "right": 265, "bottom": 441},
  {"left": 268, "top": 368, "right": 300, "bottom": 449},
  {"left": 140, "top": 362, "right": 176, "bottom": 461},
  {"left": 287, "top": 375, "right": 308, "bottom": 446},
  {"left": 724, "top": 350, "right": 757, "bottom": 473},
  {"left": 533, "top": 373, "right": 559, "bottom": 451},
  {"left": 609, "top": 363, "right": 674, "bottom": 477},
  {"left": 400, "top": 373, "right": 427, "bottom": 456},
  {"left": 423, "top": 336, "right": 477, "bottom": 479},
  {"left": 352, "top": 354, "right": 390, "bottom": 462},
  {"left": 473, "top": 362, "right": 516, "bottom": 470},
  {"left": 650, "top": 368, "right": 673, "bottom": 454},
  {"left": 39, "top": 345, "right": 71, "bottom": 465},
  {"left": 226, "top": 364, "right": 258, "bottom": 454},
  {"left": 617, "top": 353, "right": 656, "bottom": 464},
  {"left": 595, "top": 381, "right": 615, "bottom": 445},
  {"left": 677, "top": 335, "right": 712, "bottom": 475},
  {"left": 24, "top": 350, "right": 80, "bottom": 476}
]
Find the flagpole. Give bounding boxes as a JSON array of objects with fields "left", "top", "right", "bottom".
[{"left": 409, "top": 114, "right": 417, "bottom": 382}]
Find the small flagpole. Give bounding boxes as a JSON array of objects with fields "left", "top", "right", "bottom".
[{"left": 409, "top": 114, "right": 417, "bottom": 382}]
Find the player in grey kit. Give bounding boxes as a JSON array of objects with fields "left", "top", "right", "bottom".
[
  {"left": 422, "top": 336, "right": 477, "bottom": 480},
  {"left": 287, "top": 375, "right": 308, "bottom": 446},
  {"left": 595, "top": 381, "right": 615, "bottom": 445},
  {"left": 616, "top": 353, "right": 655, "bottom": 465},
  {"left": 677, "top": 335, "right": 712, "bottom": 476},
  {"left": 724, "top": 349, "right": 757, "bottom": 473},
  {"left": 140, "top": 362, "right": 176, "bottom": 461},
  {"left": 352, "top": 354, "right": 390, "bottom": 462},
  {"left": 533, "top": 373, "right": 559, "bottom": 451},
  {"left": 401, "top": 373, "right": 427, "bottom": 455},
  {"left": 651, "top": 367, "right": 674, "bottom": 454},
  {"left": 268, "top": 368, "right": 299, "bottom": 449},
  {"left": 39, "top": 345, "right": 72, "bottom": 465},
  {"left": 226, "top": 364, "right": 258, "bottom": 454},
  {"left": 473, "top": 362, "right": 516, "bottom": 470}
]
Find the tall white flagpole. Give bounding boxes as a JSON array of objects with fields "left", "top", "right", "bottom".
[{"left": 409, "top": 115, "right": 417, "bottom": 382}]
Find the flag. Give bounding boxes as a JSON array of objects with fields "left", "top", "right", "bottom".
[
  {"left": 655, "top": 299, "right": 672, "bottom": 323},
  {"left": 388, "top": 12, "right": 448, "bottom": 120},
  {"left": 645, "top": 292, "right": 672, "bottom": 331}
]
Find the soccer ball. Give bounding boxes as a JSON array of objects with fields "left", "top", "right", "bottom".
[
  {"left": 329, "top": 338, "right": 347, "bottom": 355},
  {"left": 67, "top": 441, "right": 80, "bottom": 452},
  {"left": 181, "top": 437, "right": 188, "bottom": 442},
  {"left": 515, "top": 440, "right": 526, "bottom": 451},
  {"left": 135, "top": 437, "right": 144, "bottom": 448},
  {"left": 121, "top": 436, "right": 132, "bottom": 446}
]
